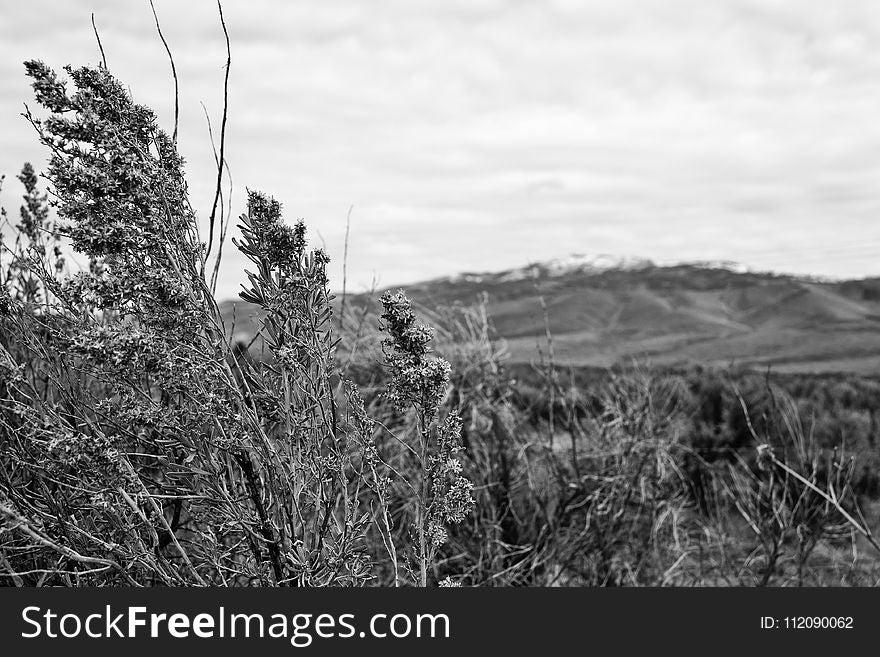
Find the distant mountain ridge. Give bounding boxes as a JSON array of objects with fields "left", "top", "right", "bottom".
[
  {"left": 221, "top": 256, "right": 880, "bottom": 374},
  {"left": 448, "top": 253, "right": 657, "bottom": 284},
  {"left": 434, "top": 254, "right": 763, "bottom": 288}
]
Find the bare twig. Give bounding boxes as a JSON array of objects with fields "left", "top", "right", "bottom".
[
  {"left": 339, "top": 204, "right": 353, "bottom": 332},
  {"left": 0, "top": 501, "right": 140, "bottom": 586},
  {"left": 148, "top": 0, "right": 179, "bottom": 143},
  {"left": 91, "top": 13, "right": 108, "bottom": 70},
  {"left": 206, "top": 0, "right": 231, "bottom": 260},
  {"left": 202, "top": 102, "right": 234, "bottom": 294}
]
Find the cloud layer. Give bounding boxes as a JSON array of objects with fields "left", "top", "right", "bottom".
[{"left": 2, "top": 0, "right": 880, "bottom": 297}]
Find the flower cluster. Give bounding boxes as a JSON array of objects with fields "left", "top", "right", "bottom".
[
  {"left": 16, "top": 162, "right": 49, "bottom": 243},
  {"left": 62, "top": 267, "right": 191, "bottom": 314},
  {"left": 67, "top": 325, "right": 169, "bottom": 379},
  {"left": 345, "top": 381, "right": 377, "bottom": 452},
  {"left": 47, "top": 429, "right": 123, "bottom": 475},
  {"left": 380, "top": 290, "right": 451, "bottom": 417},
  {"left": 0, "top": 287, "right": 11, "bottom": 316},
  {"left": 438, "top": 576, "right": 461, "bottom": 587},
  {"left": 23, "top": 60, "right": 205, "bottom": 329},
  {"left": 25, "top": 62, "right": 193, "bottom": 255},
  {"left": 381, "top": 291, "right": 434, "bottom": 356},
  {"left": 235, "top": 190, "right": 307, "bottom": 273},
  {"left": 263, "top": 222, "right": 306, "bottom": 269},
  {"left": 379, "top": 292, "right": 474, "bottom": 582},
  {"left": 427, "top": 411, "right": 475, "bottom": 546}
]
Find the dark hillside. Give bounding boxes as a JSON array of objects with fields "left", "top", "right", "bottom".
[{"left": 222, "top": 260, "right": 880, "bottom": 373}]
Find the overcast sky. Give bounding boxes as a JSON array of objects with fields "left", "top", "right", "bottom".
[{"left": 2, "top": 0, "right": 880, "bottom": 299}]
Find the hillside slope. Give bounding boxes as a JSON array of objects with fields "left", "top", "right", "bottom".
[{"left": 221, "top": 258, "right": 880, "bottom": 374}]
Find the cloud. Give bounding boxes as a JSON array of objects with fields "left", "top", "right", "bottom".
[{"left": 2, "top": 0, "right": 880, "bottom": 297}]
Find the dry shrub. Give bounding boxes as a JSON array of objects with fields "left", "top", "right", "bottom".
[{"left": 0, "top": 62, "right": 473, "bottom": 586}]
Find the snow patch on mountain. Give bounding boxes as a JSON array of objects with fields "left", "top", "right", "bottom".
[
  {"left": 445, "top": 254, "right": 750, "bottom": 285},
  {"left": 451, "top": 254, "right": 654, "bottom": 284}
]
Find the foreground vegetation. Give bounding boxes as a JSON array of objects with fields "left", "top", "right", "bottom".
[
  {"left": 338, "top": 301, "right": 880, "bottom": 586},
  {"left": 2, "top": 50, "right": 879, "bottom": 586}
]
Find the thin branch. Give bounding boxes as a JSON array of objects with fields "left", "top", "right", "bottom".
[
  {"left": 0, "top": 501, "right": 140, "bottom": 586},
  {"left": 202, "top": 101, "right": 234, "bottom": 294},
  {"left": 531, "top": 270, "right": 556, "bottom": 449},
  {"left": 733, "top": 387, "right": 880, "bottom": 556},
  {"left": 766, "top": 452, "right": 880, "bottom": 555},
  {"left": 339, "top": 204, "right": 353, "bottom": 332},
  {"left": 148, "top": 0, "right": 179, "bottom": 143},
  {"left": 91, "top": 13, "right": 108, "bottom": 70},
  {"left": 206, "top": 0, "right": 231, "bottom": 260}
]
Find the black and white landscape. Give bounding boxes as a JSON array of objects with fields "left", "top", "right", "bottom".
[{"left": 2, "top": 1, "right": 880, "bottom": 587}]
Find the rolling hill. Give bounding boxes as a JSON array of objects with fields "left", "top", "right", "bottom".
[{"left": 220, "top": 255, "right": 880, "bottom": 374}]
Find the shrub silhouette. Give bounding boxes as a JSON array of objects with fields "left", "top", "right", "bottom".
[{"left": 0, "top": 61, "right": 473, "bottom": 586}]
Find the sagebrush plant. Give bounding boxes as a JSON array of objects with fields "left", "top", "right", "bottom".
[
  {"left": 725, "top": 389, "right": 865, "bottom": 586},
  {"left": 378, "top": 291, "right": 475, "bottom": 586},
  {"left": 0, "top": 59, "right": 473, "bottom": 586}
]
